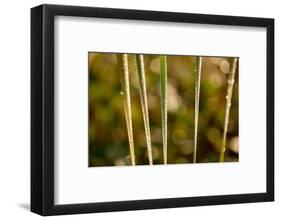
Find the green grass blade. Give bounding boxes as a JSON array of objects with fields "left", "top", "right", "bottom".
[
  {"left": 193, "top": 56, "right": 202, "bottom": 163},
  {"left": 118, "top": 54, "right": 136, "bottom": 166},
  {"left": 134, "top": 55, "right": 153, "bottom": 165},
  {"left": 160, "top": 55, "right": 168, "bottom": 165},
  {"left": 220, "top": 58, "right": 238, "bottom": 162}
]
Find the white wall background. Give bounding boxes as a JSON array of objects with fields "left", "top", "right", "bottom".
[{"left": 0, "top": 0, "right": 278, "bottom": 219}]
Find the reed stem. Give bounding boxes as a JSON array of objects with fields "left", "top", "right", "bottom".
[
  {"left": 219, "top": 58, "right": 238, "bottom": 162},
  {"left": 134, "top": 55, "right": 153, "bottom": 165},
  {"left": 160, "top": 55, "right": 168, "bottom": 165},
  {"left": 118, "top": 54, "right": 136, "bottom": 166},
  {"left": 193, "top": 56, "right": 202, "bottom": 163}
]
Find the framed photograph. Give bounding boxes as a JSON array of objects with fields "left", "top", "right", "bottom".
[{"left": 31, "top": 4, "right": 274, "bottom": 216}]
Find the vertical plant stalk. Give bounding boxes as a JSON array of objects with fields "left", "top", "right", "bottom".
[
  {"left": 193, "top": 56, "right": 202, "bottom": 163},
  {"left": 134, "top": 55, "right": 153, "bottom": 165},
  {"left": 118, "top": 54, "right": 136, "bottom": 166},
  {"left": 160, "top": 56, "right": 168, "bottom": 165},
  {"left": 220, "top": 58, "right": 238, "bottom": 162}
]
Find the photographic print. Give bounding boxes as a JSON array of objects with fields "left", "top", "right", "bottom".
[
  {"left": 31, "top": 5, "right": 274, "bottom": 215},
  {"left": 88, "top": 53, "right": 239, "bottom": 166}
]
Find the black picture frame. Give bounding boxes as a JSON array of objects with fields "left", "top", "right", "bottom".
[{"left": 31, "top": 4, "right": 274, "bottom": 216}]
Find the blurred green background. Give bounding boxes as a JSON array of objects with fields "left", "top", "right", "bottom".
[{"left": 88, "top": 53, "right": 239, "bottom": 166}]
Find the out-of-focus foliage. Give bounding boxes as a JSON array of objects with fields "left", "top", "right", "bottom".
[{"left": 88, "top": 53, "right": 239, "bottom": 166}]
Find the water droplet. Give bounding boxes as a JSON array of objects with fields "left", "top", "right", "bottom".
[{"left": 228, "top": 79, "right": 235, "bottom": 85}]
